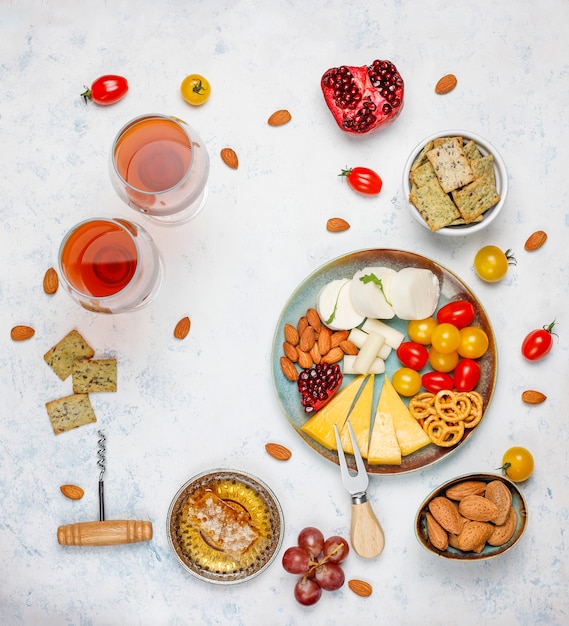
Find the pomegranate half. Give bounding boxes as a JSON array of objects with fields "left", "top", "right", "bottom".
[{"left": 321, "top": 59, "right": 404, "bottom": 135}]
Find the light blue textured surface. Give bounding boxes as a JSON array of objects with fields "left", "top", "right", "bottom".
[{"left": 1, "top": 1, "right": 568, "bottom": 625}]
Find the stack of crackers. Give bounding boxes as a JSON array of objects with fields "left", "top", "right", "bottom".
[
  {"left": 44, "top": 330, "right": 117, "bottom": 435},
  {"left": 408, "top": 136, "right": 501, "bottom": 231}
]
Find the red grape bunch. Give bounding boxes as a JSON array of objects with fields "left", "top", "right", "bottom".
[{"left": 281, "top": 526, "right": 350, "bottom": 606}]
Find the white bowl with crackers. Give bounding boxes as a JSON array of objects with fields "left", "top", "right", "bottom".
[
  {"left": 403, "top": 130, "right": 508, "bottom": 235},
  {"left": 415, "top": 472, "right": 528, "bottom": 561}
]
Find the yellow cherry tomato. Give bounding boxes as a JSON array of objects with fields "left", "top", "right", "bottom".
[
  {"left": 428, "top": 347, "right": 459, "bottom": 373},
  {"left": 474, "top": 246, "right": 515, "bottom": 282},
  {"left": 431, "top": 323, "right": 461, "bottom": 354},
  {"left": 458, "top": 326, "right": 489, "bottom": 359},
  {"left": 391, "top": 367, "right": 422, "bottom": 397},
  {"left": 501, "top": 447, "right": 534, "bottom": 482},
  {"left": 181, "top": 74, "right": 211, "bottom": 105},
  {"left": 407, "top": 317, "right": 437, "bottom": 345}
]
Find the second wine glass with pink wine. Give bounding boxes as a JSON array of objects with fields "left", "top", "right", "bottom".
[{"left": 109, "top": 114, "right": 210, "bottom": 225}]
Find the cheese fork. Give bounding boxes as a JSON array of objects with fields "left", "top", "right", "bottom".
[{"left": 333, "top": 421, "right": 385, "bottom": 559}]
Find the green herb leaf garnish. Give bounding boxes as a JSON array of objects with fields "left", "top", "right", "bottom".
[{"left": 359, "top": 273, "right": 392, "bottom": 306}]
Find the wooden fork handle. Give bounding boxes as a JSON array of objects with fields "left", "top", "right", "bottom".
[
  {"left": 350, "top": 500, "right": 385, "bottom": 559},
  {"left": 57, "top": 520, "right": 153, "bottom": 546}
]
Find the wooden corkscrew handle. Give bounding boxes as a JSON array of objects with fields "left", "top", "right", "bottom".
[{"left": 57, "top": 520, "right": 153, "bottom": 546}]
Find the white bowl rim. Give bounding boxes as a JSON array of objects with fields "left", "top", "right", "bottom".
[{"left": 402, "top": 129, "right": 509, "bottom": 236}]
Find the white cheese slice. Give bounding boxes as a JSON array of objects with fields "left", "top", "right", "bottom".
[{"left": 389, "top": 268, "right": 440, "bottom": 320}]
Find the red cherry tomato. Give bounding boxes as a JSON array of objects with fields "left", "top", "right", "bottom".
[
  {"left": 436, "top": 300, "right": 476, "bottom": 329},
  {"left": 453, "top": 358, "right": 481, "bottom": 392},
  {"left": 396, "top": 341, "right": 429, "bottom": 370},
  {"left": 422, "top": 371, "right": 454, "bottom": 394},
  {"left": 522, "top": 320, "right": 557, "bottom": 361},
  {"left": 339, "top": 167, "right": 382, "bottom": 195},
  {"left": 81, "top": 75, "right": 128, "bottom": 105}
]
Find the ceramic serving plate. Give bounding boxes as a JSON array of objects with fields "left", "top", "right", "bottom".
[
  {"left": 167, "top": 470, "right": 284, "bottom": 584},
  {"left": 271, "top": 249, "right": 497, "bottom": 475},
  {"left": 415, "top": 472, "right": 528, "bottom": 560}
]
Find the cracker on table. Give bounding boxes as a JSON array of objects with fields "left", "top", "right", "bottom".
[
  {"left": 72, "top": 358, "right": 117, "bottom": 393},
  {"left": 46, "top": 393, "right": 97, "bottom": 435},
  {"left": 427, "top": 137, "right": 475, "bottom": 193},
  {"left": 409, "top": 179, "right": 461, "bottom": 231},
  {"left": 44, "top": 330, "right": 95, "bottom": 381}
]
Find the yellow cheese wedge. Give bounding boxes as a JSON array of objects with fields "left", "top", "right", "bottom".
[
  {"left": 340, "top": 374, "right": 375, "bottom": 458},
  {"left": 367, "top": 410, "right": 402, "bottom": 465},
  {"left": 300, "top": 375, "right": 366, "bottom": 450},
  {"left": 377, "top": 375, "right": 430, "bottom": 456}
]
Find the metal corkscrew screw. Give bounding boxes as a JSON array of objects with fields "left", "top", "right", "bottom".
[
  {"left": 57, "top": 430, "right": 153, "bottom": 547},
  {"left": 97, "top": 431, "right": 106, "bottom": 522}
]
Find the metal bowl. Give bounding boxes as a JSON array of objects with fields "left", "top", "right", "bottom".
[
  {"left": 402, "top": 130, "right": 508, "bottom": 236},
  {"left": 415, "top": 472, "right": 528, "bottom": 561}
]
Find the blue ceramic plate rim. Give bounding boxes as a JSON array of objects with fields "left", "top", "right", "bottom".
[
  {"left": 271, "top": 249, "right": 497, "bottom": 475},
  {"left": 414, "top": 472, "right": 528, "bottom": 560}
]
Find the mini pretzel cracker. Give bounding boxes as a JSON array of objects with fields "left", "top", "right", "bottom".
[{"left": 410, "top": 389, "right": 483, "bottom": 447}]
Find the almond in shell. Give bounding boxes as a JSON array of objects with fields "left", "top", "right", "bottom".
[
  {"left": 11, "top": 325, "right": 35, "bottom": 341},
  {"left": 487, "top": 506, "right": 517, "bottom": 546},
  {"left": 267, "top": 109, "right": 291, "bottom": 126},
  {"left": 60, "top": 484, "right": 85, "bottom": 500},
  {"left": 484, "top": 480, "right": 512, "bottom": 526},
  {"left": 435, "top": 73, "right": 457, "bottom": 94},
  {"left": 456, "top": 521, "right": 493, "bottom": 552},
  {"left": 265, "top": 442, "right": 292, "bottom": 461},
  {"left": 425, "top": 511, "right": 448, "bottom": 551},
  {"left": 521, "top": 389, "right": 546, "bottom": 404},
  {"left": 220, "top": 147, "right": 239, "bottom": 169},
  {"left": 348, "top": 579, "right": 373, "bottom": 597},
  {"left": 428, "top": 496, "right": 462, "bottom": 535},
  {"left": 524, "top": 230, "right": 547, "bottom": 251},
  {"left": 327, "top": 217, "right": 350, "bottom": 232},
  {"left": 458, "top": 494, "right": 499, "bottom": 522},
  {"left": 445, "top": 480, "right": 487, "bottom": 501},
  {"left": 173, "top": 316, "right": 191, "bottom": 339},
  {"left": 43, "top": 267, "right": 59, "bottom": 294}
]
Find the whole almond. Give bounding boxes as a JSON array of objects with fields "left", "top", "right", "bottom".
[
  {"left": 297, "top": 349, "right": 313, "bottom": 369},
  {"left": 299, "top": 326, "right": 316, "bottom": 353},
  {"left": 435, "top": 73, "right": 457, "bottom": 94},
  {"left": 330, "top": 330, "right": 349, "bottom": 348},
  {"left": 283, "top": 341, "right": 298, "bottom": 362},
  {"left": 220, "top": 147, "right": 238, "bottom": 169},
  {"left": 317, "top": 326, "right": 332, "bottom": 356},
  {"left": 265, "top": 442, "right": 292, "bottom": 461},
  {"left": 284, "top": 323, "right": 299, "bottom": 346},
  {"left": 339, "top": 339, "right": 359, "bottom": 355},
  {"left": 521, "top": 389, "right": 546, "bottom": 404},
  {"left": 309, "top": 342, "right": 322, "bottom": 365},
  {"left": 173, "top": 316, "right": 191, "bottom": 339},
  {"left": 458, "top": 494, "right": 499, "bottom": 522},
  {"left": 428, "top": 496, "right": 462, "bottom": 535},
  {"left": 327, "top": 217, "right": 350, "bottom": 232},
  {"left": 60, "top": 484, "right": 85, "bottom": 500},
  {"left": 348, "top": 579, "right": 373, "bottom": 597},
  {"left": 445, "top": 480, "right": 487, "bottom": 501},
  {"left": 456, "top": 521, "right": 493, "bottom": 552},
  {"left": 488, "top": 506, "right": 517, "bottom": 546},
  {"left": 306, "top": 308, "right": 322, "bottom": 332},
  {"left": 321, "top": 346, "right": 344, "bottom": 364},
  {"left": 267, "top": 109, "right": 291, "bottom": 126},
  {"left": 484, "top": 480, "right": 512, "bottom": 525},
  {"left": 425, "top": 511, "right": 449, "bottom": 551},
  {"left": 43, "top": 267, "right": 59, "bottom": 294},
  {"left": 10, "top": 325, "right": 35, "bottom": 341},
  {"left": 524, "top": 230, "right": 547, "bottom": 251},
  {"left": 297, "top": 316, "right": 309, "bottom": 337},
  {"left": 280, "top": 356, "right": 299, "bottom": 382}
]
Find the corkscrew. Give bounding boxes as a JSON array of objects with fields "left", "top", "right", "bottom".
[{"left": 57, "top": 431, "right": 153, "bottom": 547}]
